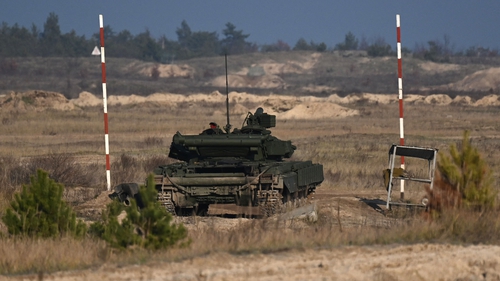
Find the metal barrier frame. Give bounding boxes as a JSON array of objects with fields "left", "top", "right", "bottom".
[{"left": 386, "top": 145, "right": 438, "bottom": 209}]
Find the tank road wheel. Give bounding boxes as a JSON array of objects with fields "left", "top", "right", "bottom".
[
  {"left": 258, "top": 190, "right": 283, "bottom": 217},
  {"left": 175, "top": 207, "right": 195, "bottom": 216},
  {"left": 195, "top": 204, "right": 210, "bottom": 216},
  {"left": 157, "top": 190, "right": 176, "bottom": 216}
]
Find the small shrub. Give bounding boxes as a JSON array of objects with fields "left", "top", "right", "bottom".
[
  {"left": 151, "top": 65, "right": 160, "bottom": 80},
  {"left": 2, "top": 169, "right": 87, "bottom": 238},
  {"left": 427, "top": 130, "right": 497, "bottom": 212},
  {"left": 21, "top": 96, "right": 34, "bottom": 105},
  {"left": 142, "top": 155, "right": 173, "bottom": 174},
  {"left": 91, "top": 174, "right": 188, "bottom": 250},
  {"left": 0, "top": 59, "right": 18, "bottom": 74},
  {"left": 25, "top": 153, "right": 97, "bottom": 187},
  {"left": 111, "top": 153, "right": 140, "bottom": 185},
  {"left": 143, "top": 136, "right": 164, "bottom": 147}
]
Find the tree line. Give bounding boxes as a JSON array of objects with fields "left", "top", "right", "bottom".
[{"left": 0, "top": 13, "right": 498, "bottom": 63}]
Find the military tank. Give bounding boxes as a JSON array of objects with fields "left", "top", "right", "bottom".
[
  {"left": 110, "top": 56, "right": 323, "bottom": 217},
  {"left": 110, "top": 107, "right": 324, "bottom": 217}
]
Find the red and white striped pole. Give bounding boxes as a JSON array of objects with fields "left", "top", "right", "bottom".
[
  {"left": 396, "top": 14, "right": 405, "bottom": 200},
  {"left": 99, "top": 14, "right": 111, "bottom": 191}
]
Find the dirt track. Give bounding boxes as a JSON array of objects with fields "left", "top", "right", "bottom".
[{"left": 12, "top": 244, "right": 500, "bottom": 281}]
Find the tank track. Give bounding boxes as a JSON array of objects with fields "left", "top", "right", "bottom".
[
  {"left": 158, "top": 190, "right": 176, "bottom": 216},
  {"left": 257, "top": 189, "right": 283, "bottom": 217}
]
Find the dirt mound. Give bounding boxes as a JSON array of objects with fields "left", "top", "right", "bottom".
[
  {"left": 452, "top": 95, "right": 474, "bottom": 106},
  {"left": 474, "top": 94, "right": 500, "bottom": 106},
  {"left": 302, "top": 85, "right": 338, "bottom": 94},
  {"left": 250, "top": 98, "right": 358, "bottom": 119},
  {"left": 72, "top": 91, "right": 101, "bottom": 107},
  {"left": 279, "top": 102, "right": 358, "bottom": 119},
  {"left": 214, "top": 53, "right": 322, "bottom": 89},
  {"left": 211, "top": 74, "right": 286, "bottom": 89},
  {"left": 0, "top": 90, "right": 76, "bottom": 112},
  {"left": 262, "top": 98, "right": 302, "bottom": 112},
  {"left": 419, "top": 61, "right": 460, "bottom": 73},
  {"left": 73, "top": 190, "right": 113, "bottom": 220},
  {"left": 423, "top": 94, "right": 453, "bottom": 105},
  {"left": 8, "top": 90, "right": 500, "bottom": 117},
  {"left": 139, "top": 63, "right": 195, "bottom": 78},
  {"left": 236, "top": 53, "right": 322, "bottom": 76},
  {"left": 445, "top": 67, "right": 500, "bottom": 92}
]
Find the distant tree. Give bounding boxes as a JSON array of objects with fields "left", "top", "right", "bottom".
[
  {"left": 465, "top": 46, "right": 478, "bottom": 57},
  {"left": 334, "top": 31, "right": 358, "bottom": 50},
  {"left": 39, "top": 12, "right": 64, "bottom": 56},
  {"left": 413, "top": 35, "right": 456, "bottom": 62},
  {"left": 114, "top": 29, "right": 132, "bottom": 43},
  {"left": 316, "top": 42, "right": 327, "bottom": 52},
  {"left": 187, "top": 31, "right": 220, "bottom": 57},
  {"left": 465, "top": 46, "right": 498, "bottom": 58},
  {"left": 220, "top": 22, "right": 251, "bottom": 55},
  {"left": 365, "top": 37, "right": 392, "bottom": 57},
  {"left": 61, "top": 30, "right": 90, "bottom": 57},
  {"left": 401, "top": 46, "right": 412, "bottom": 55},
  {"left": 292, "top": 38, "right": 327, "bottom": 52},
  {"left": 133, "top": 30, "right": 162, "bottom": 61},
  {"left": 101, "top": 25, "right": 116, "bottom": 41},
  {"left": 424, "top": 40, "right": 443, "bottom": 62},
  {"left": 358, "top": 35, "right": 369, "bottom": 51},
  {"left": 106, "top": 29, "right": 141, "bottom": 58},
  {"left": 92, "top": 25, "right": 119, "bottom": 55},
  {"left": 0, "top": 23, "right": 37, "bottom": 56},
  {"left": 367, "top": 44, "right": 392, "bottom": 57},
  {"left": 261, "top": 40, "right": 290, "bottom": 52},
  {"left": 176, "top": 20, "right": 192, "bottom": 48},
  {"left": 175, "top": 20, "right": 220, "bottom": 59},
  {"left": 157, "top": 35, "right": 181, "bottom": 63},
  {"left": 293, "top": 38, "right": 314, "bottom": 51}
]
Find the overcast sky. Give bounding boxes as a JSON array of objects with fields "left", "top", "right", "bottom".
[{"left": 2, "top": 0, "right": 499, "bottom": 52}]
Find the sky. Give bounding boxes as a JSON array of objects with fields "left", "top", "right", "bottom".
[{"left": 2, "top": 0, "right": 500, "bottom": 52}]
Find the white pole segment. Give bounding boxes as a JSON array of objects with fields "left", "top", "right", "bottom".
[
  {"left": 99, "top": 14, "right": 111, "bottom": 191},
  {"left": 396, "top": 14, "right": 405, "bottom": 199}
]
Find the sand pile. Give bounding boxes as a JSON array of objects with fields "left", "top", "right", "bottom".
[
  {"left": 212, "top": 53, "right": 322, "bottom": 89},
  {"left": 444, "top": 67, "right": 500, "bottom": 92},
  {"left": 4, "top": 90, "right": 500, "bottom": 117},
  {"left": 235, "top": 53, "right": 321, "bottom": 76},
  {"left": 0, "top": 90, "right": 75, "bottom": 112},
  {"left": 474, "top": 94, "right": 500, "bottom": 106},
  {"left": 278, "top": 102, "right": 359, "bottom": 119},
  {"left": 211, "top": 74, "right": 286, "bottom": 89},
  {"left": 419, "top": 61, "right": 460, "bottom": 73},
  {"left": 72, "top": 91, "right": 101, "bottom": 107},
  {"left": 138, "top": 63, "right": 195, "bottom": 78}
]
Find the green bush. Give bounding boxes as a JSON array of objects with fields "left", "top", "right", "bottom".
[
  {"left": 437, "top": 130, "right": 497, "bottom": 210},
  {"left": 2, "top": 169, "right": 87, "bottom": 238},
  {"left": 91, "top": 174, "right": 188, "bottom": 250}
]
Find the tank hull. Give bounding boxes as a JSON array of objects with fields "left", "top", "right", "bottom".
[{"left": 153, "top": 160, "right": 324, "bottom": 216}]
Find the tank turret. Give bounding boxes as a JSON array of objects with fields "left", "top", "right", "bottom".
[{"left": 168, "top": 108, "right": 296, "bottom": 163}]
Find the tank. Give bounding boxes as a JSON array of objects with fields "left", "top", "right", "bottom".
[{"left": 110, "top": 107, "right": 324, "bottom": 217}]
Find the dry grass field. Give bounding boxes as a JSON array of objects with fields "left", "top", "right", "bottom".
[
  {"left": 1, "top": 51, "right": 500, "bottom": 279},
  {"left": 0, "top": 89, "right": 500, "bottom": 280}
]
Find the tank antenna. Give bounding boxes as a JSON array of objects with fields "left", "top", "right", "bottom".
[{"left": 224, "top": 53, "right": 231, "bottom": 133}]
